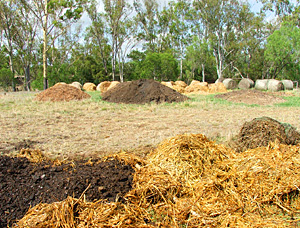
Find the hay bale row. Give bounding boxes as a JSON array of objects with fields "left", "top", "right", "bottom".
[
  {"left": 255, "top": 79, "right": 293, "bottom": 92},
  {"left": 60, "top": 78, "right": 294, "bottom": 95}
]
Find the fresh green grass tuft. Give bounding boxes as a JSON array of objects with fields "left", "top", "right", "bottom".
[
  {"left": 275, "top": 96, "right": 300, "bottom": 107},
  {"left": 87, "top": 91, "right": 102, "bottom": 102}
]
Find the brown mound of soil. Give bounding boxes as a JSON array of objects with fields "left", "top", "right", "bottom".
[
  {"left": 233, "top": 117, "right": 300, "bottom": 152},
  {"left": 101, "top": 79, "right": 189, "bottom": 104},
  {"left": 215, "top": 89, "right": 286, "bottom": 105},
  {"left": 0, "top": 156, "right": 134, "bottom": 227},
  {"left": 35, "top": 84, "right": 91, "bottom": 102}
]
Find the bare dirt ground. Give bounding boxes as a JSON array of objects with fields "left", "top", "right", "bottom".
[{"left": 1, "top": 90, "right": 300, "bottom": 160}]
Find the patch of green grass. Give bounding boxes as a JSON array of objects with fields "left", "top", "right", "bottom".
[
  {"left": 275, "top": 96, "right": 300, "bottom": 107},
  {"left": 87, "top": 91, "right": 102, "bottom": 102}
]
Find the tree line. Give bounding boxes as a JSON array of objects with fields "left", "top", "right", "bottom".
[{"left": 0, "top": 0, "right": 299, "bottom": 91}]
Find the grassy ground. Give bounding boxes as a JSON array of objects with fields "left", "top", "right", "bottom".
[{"left": 1, "top": 90, "right": 300, "bottom": 160}]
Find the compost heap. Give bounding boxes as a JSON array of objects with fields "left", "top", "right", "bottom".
[
  {"left": 215, "top": 89, "right": 286, "bottom": 105},
  {"left": 0, "top": 149, "right": 134, "bottom": 228},
  {"left": 7, "top": 118, "right": 300, "bottom": 227},
  {"left": 35, "top": 84, "right": 91, "bottom": 102},
  {"left": 101, "top": 79, "right": 189, "bottom": 104},
  {"left": 233, "top": 116, "right": 300, "bottom": 152}
]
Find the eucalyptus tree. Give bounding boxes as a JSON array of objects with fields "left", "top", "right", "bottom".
[
  {"left": 19, "top": 0, "right": 87, "bottom": 89},
  {"left": 85, "top": 0, "right": 109, "bottom": 77},
  {"left": 0, "top": 0, "right": 18, "bottom": 91},
  {"left": 259, "top": 0, "right": 295, "bottom": 17},
  {"left": 102, "top": 0, "right": 133, "bottom": 81},
  {"left": 133, "top": 0, "right": 159, "bottom": 52},
  {"left": 168, "top": 0, "right": 191, "bottom": 79},
  {"left": 47, "top": 25, "right": 84, "bottom": 85},
  {"left": 193, "top": 0, "right": 254, "bottom": 80},
  {"left": 12, "top": 1, "right": 39, "bottom": 91},
  {"left": 185, "top": 36, "right": 214, "bottom": 82}
]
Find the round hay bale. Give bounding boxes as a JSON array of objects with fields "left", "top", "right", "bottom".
[
  {"left": 267, "top": 79, "right": 284, "bottom": 92},
  {"left": 222, "top": 78, "right": 237, "bottom": 90},
  {"left": 215, "top": 78, "right": 225, "bottom": 83},
  {"left": 35, "top": 84, "right": 91, "bottom": 102},
  {"left": 175, "top": 80, "right": 187, "bottom": 88},
  {"left": 55, "top": 82, "right": 67, "bottom": 86},
  {"left": 102, "top": 79, "right": 188, "bottom": 104},
  {"left": 107, "top": 81, "right": 120, "bottom": 91},
  {"left": 281, "top": 80, "right": 293, "bottom": 90},
  {"left": 69, "top": 82, "right": 82, "bottom": 90},
  {"left": 232, "top": 116, "right": 300, "bottom": 152},
  {"left": 83, "top": 82, "right": 96, "bottom": 91},
  {"left": 238, "top": 78, "right": 254, "bottom": 90},
  {"left": 208, "top": 82, "right": 227, "bottom": 93},
  {"left": 96, "top": 81, "right": 111, "bottom": 93},
  {"left": 255, "top": 79, "right": 269, "bottom": 90}
]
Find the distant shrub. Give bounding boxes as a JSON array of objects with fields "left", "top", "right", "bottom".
[{"left": 0, "top": 68, "right": 13, "bottom": 91}]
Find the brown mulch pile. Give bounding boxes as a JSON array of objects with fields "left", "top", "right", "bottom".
[
  {"left": 215, "top": 89, "right": 286, "bottom": 105},
  {"left": 35, "top": 84, "right": 90, "bottom": 102},
  {"left": 0, "top": 150, "right": 134, "bottom": 227},
  {"left": 232, "top": 116, "right": 300, "bottom": 152},
  {"left": 101, "top": 79, "right": 189, "bottom": 104}
]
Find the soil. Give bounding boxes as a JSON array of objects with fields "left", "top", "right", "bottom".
[
  {"left": 215, "top": 89, "right": 286, "bottom": 105},
  {"left": 0, "top": 156, "right": 134, "bottom": 227},
  {"left": 101, "top": 79, "right": 189, "bottom": 104},
  {"left": 35, "top": 84, "right": 91, "bottom": 102},
  {"left": 232, "top": 116, "right": 300, "bottom": 152}
]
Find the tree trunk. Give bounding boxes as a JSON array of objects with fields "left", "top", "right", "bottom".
[
  {"left": 43, "top": 0, "right": 48, "bottom": 90},
  {"left": 25, "top": 65, "right": 31, "bottom": 91},
  {"left": 180, "top": 42, "right": 183, "bottom": 79},
  {"left": 111, "top": 36, "right": 115, "bottom": 81},
  {"left": 8, "top": 53, "right": 16, "bottom": 92},
  {"left": 202, "top": 63, "right": 205, "bottom": 82}
]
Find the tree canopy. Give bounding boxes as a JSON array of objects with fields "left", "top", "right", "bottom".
[{"left": 0, "top": 0, "right": 299, "bottom": 91}]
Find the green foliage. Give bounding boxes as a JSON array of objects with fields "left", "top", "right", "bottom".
[
  {"left": 265, "top": 21, "right": 300, "bottom": 79},
  {"left": 184, "top": 36, "right": 215, "bottom": 82},
  {"left": 0, "top": 68, "right": 13, "bottom": 91},
  {"left": 130, "top": 51, "right": 179, "bottom": 81},
  {"left": 31, "top": 75, "right": 44, "bottom": 91}
]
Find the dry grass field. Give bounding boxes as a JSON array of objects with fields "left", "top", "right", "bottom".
[
  {"left": 2, "top": 89, "right": 300, "bottom": 227},
  {"left": 1, "top": 90, "right": 300, "bottom": 159}
]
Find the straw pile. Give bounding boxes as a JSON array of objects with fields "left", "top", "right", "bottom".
[
  {"left": 17, "top": 148, "right": 50, "bottom": 163},
  {"left": 208, "top": 82, "right": 227, "bottom": 93},
  {"left": 172, "top": 81, "right": 188, "bottom": 93},
  {"left": 15, "top": 132, "right": 300, "bottom": 227},
  {"left": 185, "top": 81, "right": 210, "bottom": 93},
  {"left": 35, "top": 84, "right": 90, "bottom": 102}
]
